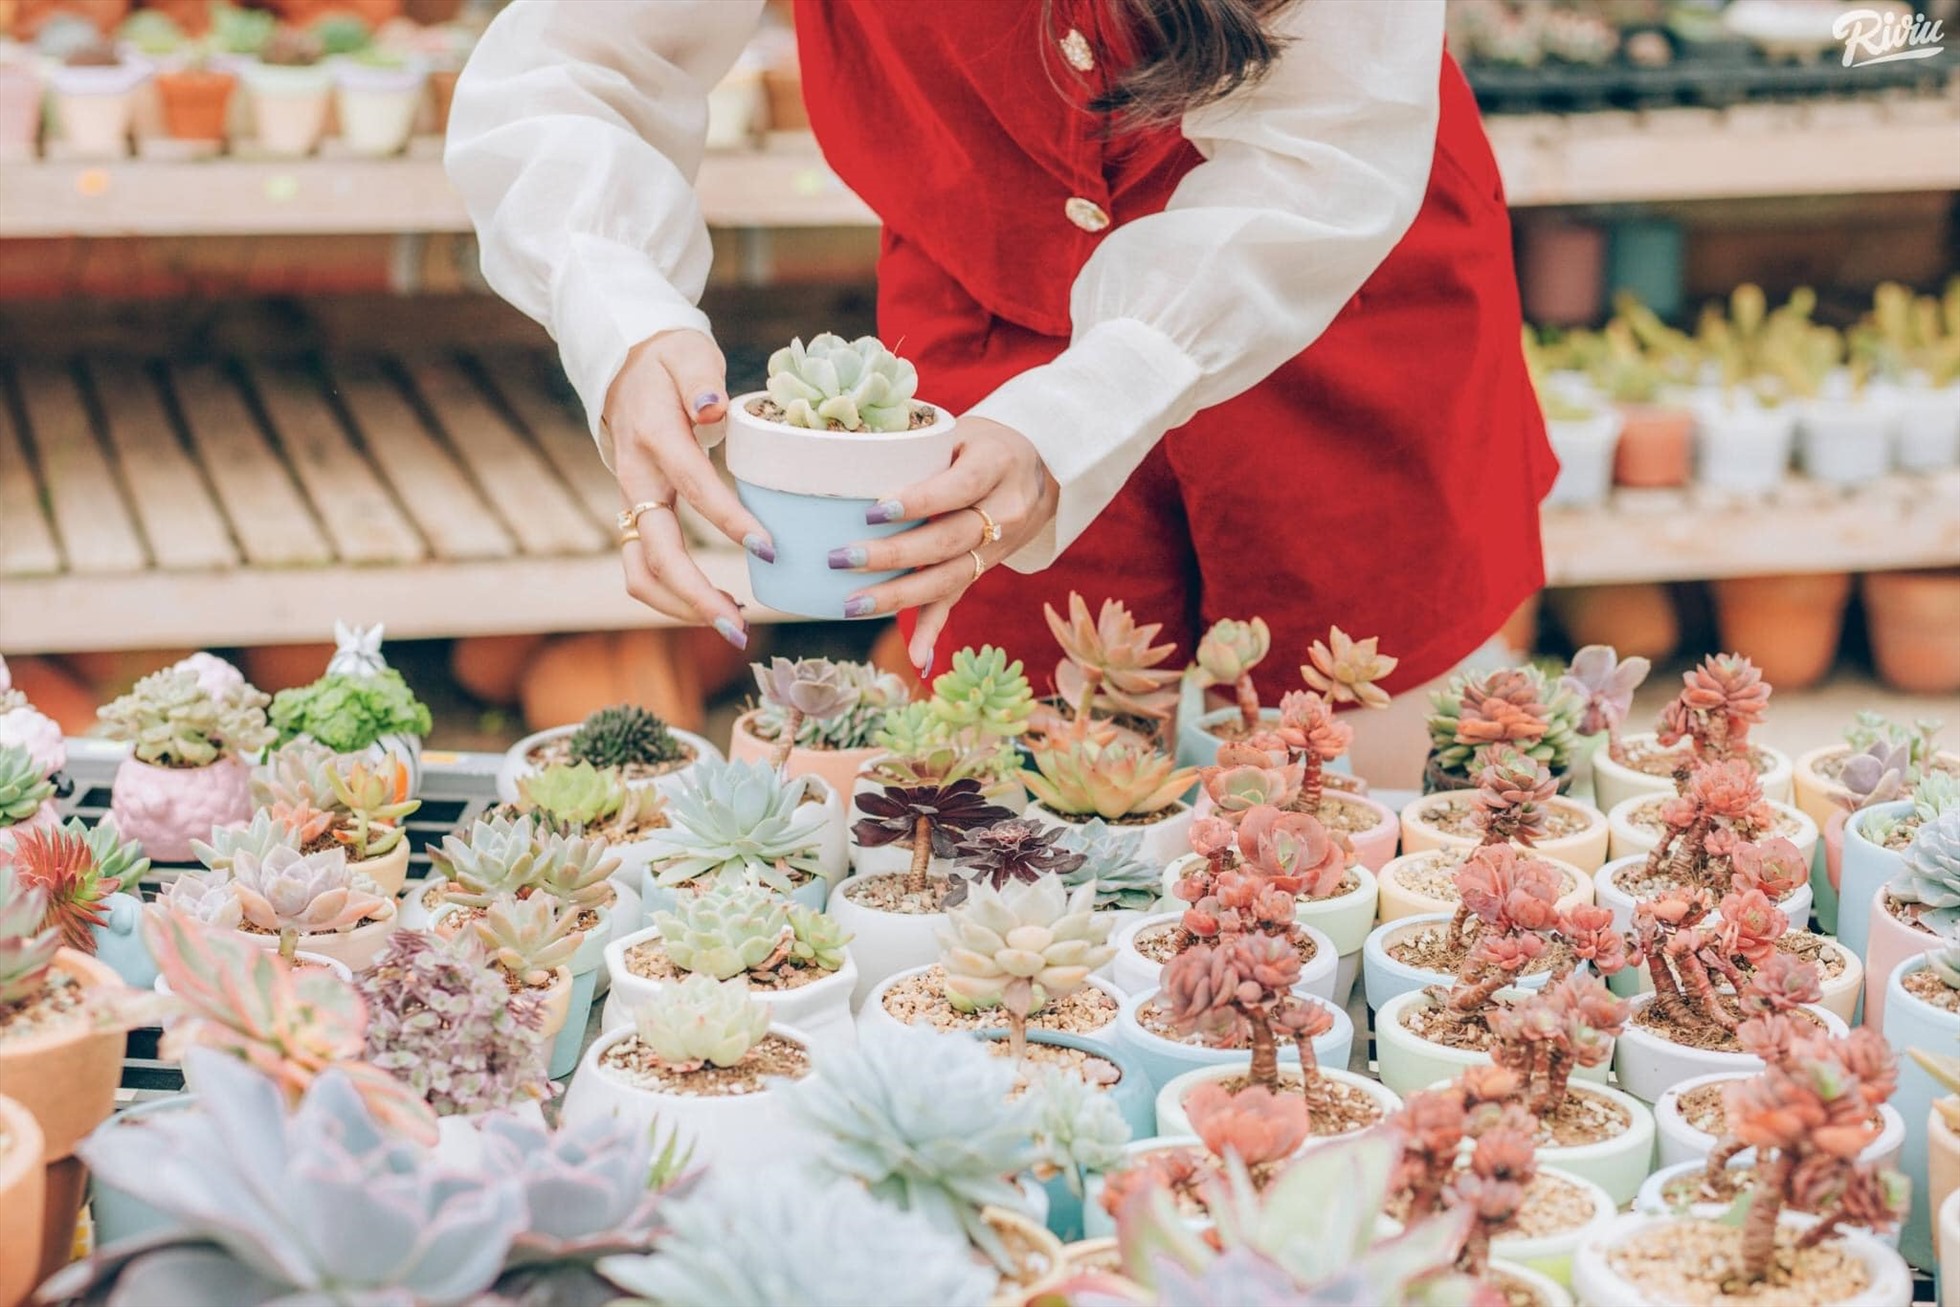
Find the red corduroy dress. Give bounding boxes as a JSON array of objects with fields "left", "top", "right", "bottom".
[{"left": 796, "top": 0, "right": 1554, "bottom": 697}]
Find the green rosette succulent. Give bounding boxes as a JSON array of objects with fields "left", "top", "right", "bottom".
[
  {"left": 0, "top": 743, "right": 54, "bottom": 824},
  {"left": 631, "top": 973, "right": 771, "bottom": 1071},
  {"left": 765, "top": 333, "right": 919, "bottom": 433},
  {"left": 1893, "top": 810, "right": 1960, "bottom": 934},
  {"left": 653, "top": 881, "right": 792, "bottom": 981}
]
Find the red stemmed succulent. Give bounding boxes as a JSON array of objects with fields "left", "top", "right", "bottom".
[
  {"left": 5, "top": 824, "right": 121, "bottom": 954},
  {"left": 1488, "top": 973, "right": 1629, "bottom": 1119},
  {"left": 1655, "top": 652, "right": 1771, "bottom": 766}
]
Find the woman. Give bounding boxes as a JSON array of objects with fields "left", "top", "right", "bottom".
[{"left": 448, "top": 0, "right": 1552, "bottom": 779}]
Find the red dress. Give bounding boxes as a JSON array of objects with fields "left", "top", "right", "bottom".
[{"left": 796, "top": 0, "right": 1553, "bottom": 698}]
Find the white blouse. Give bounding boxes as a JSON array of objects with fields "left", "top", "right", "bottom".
[{"left": 446, "top": 0, "right": 1444, "bottom": 572}]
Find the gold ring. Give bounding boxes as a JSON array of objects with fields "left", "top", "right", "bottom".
[
  {"left": 968, "top": 548, "right": 986, "bottom": 581},
  {"left": 616, "top": 500, "right": 677, "bottom": 534},
  {"left": 618, "top": 526, "right": 641, "bottom": 547},
  {"left": 966, "top": 505, "right": 1002, "bottom": 544}
]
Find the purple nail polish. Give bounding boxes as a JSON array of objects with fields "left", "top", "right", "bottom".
[
  {"left": 827, "top": 546, "right": 868, "bottom": 570},
  {"left": 692, "top": 391, "right": 724, "bottom": 417},
  {"left": 843, "top": 596, "right": 876, "bottom": 619},
  {"left": 712, "top": 616, "right": 748, "bottom": 649},
  {"left": 743, "top": 532, "right": 776, "bottom": 564},
  {"left": 864, "top": 499, "right": 904, "bottom": 525}
]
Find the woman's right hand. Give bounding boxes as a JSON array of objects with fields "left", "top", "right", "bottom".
[{"left": 603, "top": 328, "right": 773, "bottom": 649}]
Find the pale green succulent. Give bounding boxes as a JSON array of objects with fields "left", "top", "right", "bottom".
[
  {"left": 1052, "top": 816, "right": 1161, "bottom": 912},
  {"left": 0, "top": 744, "right": 54, "bottom": 825},
  {"left": 99, "top": 665, "right": 274, "bottom": 767},
  {"left": 764, "top": 333, "right": 919, "bottom": 433},
  {"left": 786, "top": 903, "right": 850, "bottom": 972},
  {"left": 190, "top": 810, "right": 300, "bottom": 874},
  {"left": 630, "top": 973, "right": 771, "bottom": 1071},
  {"left": 645, "top": 760, "right": 827, "bottom": 895},
  {"left": 939, "top": 877, "right": 1113, "bottom": 1017},
  {"left": 0, "top": 864, "right": 58, "bottom": 1005},
  {"left": 1890, "top": 810, "right": 1960, "bottom": 934},
  {"left": 472, "top": 892, "right": 584, "bottom": 987},
  {"left": 1027, "top": 1065, "right": 1132, "bottom": 1198},
  {"left": 654, "top": 881, "right": 792, "bottom": 981}
]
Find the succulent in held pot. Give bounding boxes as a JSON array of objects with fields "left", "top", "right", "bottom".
[
  {"left": 752, "top": 656, "right": 863, "bottom": 770},
  {"left": 473, "top": 892, "right": 585, "bottom": 988},
  {"left": 1194, "top": 616, "right": 1272, "bottom": 734},
  {"left": 652, "top": 880, "right": 794, "bottom": 981},
  {"left": 938, "top": 877, "right": 1114, "bottom": 1060},
  {"left": 1051, "top": 816, "right": 1162, "bottom": 912},
  {"left": 1560, "top": 644, "right": 1651, "bottom": 761},
  {"left": 853, "top": 777, "right": 1014, "bottom": 898},
  {"left": 568, "top": 703, "right": 686, "bottom": 770},
  {"left": 3, "top": 824, "right": 122, "bottom": 953},
  {"left": 230, "top": 844, "right": 387, "bottom": 958},
  {"left": 0, "top": 864, "right": 58, "bottom": 1005},
  {"left": 1046, "top": 593, "right": 1183, "bottom": 733},
  {"left": 0, "top": 744, "right": 54, "bottom": 829},
  {"left": 357, "top": 932, "right": 548, "bottom": 1117},
  {"left": 99, "top": 662, "right": 275, "bottom": 767},
  {"left": 646, "top": 760, "right": 825, "bottom": 896},
  {"left": 1888, "top": 809, "right": 1960, "bottom": 934},
  {"left": 1022, "top": 735, "right": 1197, "bottom": 822},
  {"left": 946, "top": 817, "right": 1085, "bottom": 906},
  {"left": 326, "top": 754, "right": 419, "bottom": 861},
  {"left": 765, "top": 333, "right": 920, "bottom": 433},
  {"left": 630, "top": 972, "right": 772, "bottom": 1072}
]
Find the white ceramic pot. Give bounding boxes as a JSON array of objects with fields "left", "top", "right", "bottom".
[
  {"left": 1652, "top": 1071, "right": 1904, "bottom": 1172},
  {"left": 1026, "top": 801, "right": 1194, "bottom": 871},
  {"left": 332, "top": 57, "right": 426, "bottom": 156},
  {"left": 1113, "top": 987, "right": 1351, "bottom": 1095},
  {"left": 560, "top": 1022, "right": 817, "bottom": 1172},
  {"left": 1545, "top": 410, "right": 1623, "bottom": 509},
  {"left": 1571, "top": 1211, "right": 1912, "bottom": 1307},
  {"left": 1592, "top": 852, "right": 1814, "bottom": 936},
  {"left": 1361, "top": 912, "right": 1562, "bottom": 1013},
  {"left": 1373, "top": 988, "right": 1611, "bottom": 1099},
  {"left": 1108, "top": 911, "right": 1335, "bottom": 1003},
  {"left": 1376, "top": 849, "right": 1592, "bottom": 924},
  {"left": 599, "top": 924, "right": 857, "bottom": 1051},
  {"left": 1493, "top": 1165, "right": 1616, "bottom": 1287},
  {"left": 1799, "top": 396, "right": 1895, "bottom": 487},
  {"left": 826, "top": 873, "right": 948, "bottom": 1006},
  {"left": 1693, "top": 397, "right": 1797, "bottom": 494},
  {"left": 1894, "top": 384, "right": 1960, "bottom": 471},
  {"left": 1611, "top": 991, "right": 1847, "bottom": 1104},
  {"left": 1399, "top": 792, "right": 1610, "bottom": 872},
  {"left": 494, "top": 723, "right": 723, "bottom": 804},
  {"left": 855, "top": 963, "right": 1123, "bottom": 1051},
  {"left": 1605, "top": 794, "right": 1817, "bottom": 868},
  {"left": 1590, "top": 735, "right": 1794, "bottom": 814},
  {"left": 1152, "top": 1064, "right": 1401, "bottom": 1139},
  {"left": 232, "top": 901, "right": 398, "bottom": 973},
  {"left": 1526, "top": 1080, "right": 1657, "bottom": 1209}
]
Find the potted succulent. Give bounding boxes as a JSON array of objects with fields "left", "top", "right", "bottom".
[
  {"left": 1591, "top": 652, "right": 1794, "bottom": 812},
  {"left": 1402, "top": 746, "right": 1610, "bottom": 873},
  {"left": 564, "top": 973, "right": 815, "bottom": 1170},
  {"left": 727, "top": 334, "right": 956, "bottom": 618},
  {"left": 729, "top": 655, "right": 913, "bottom": 793},
  {"left": 642, "top": 758, "right": 836, "bottom": 913},
  {"left": 1866, "top": 810, "right": 1960, "bottom": 1030},
  {"left": 99, "top": 653, "right": 274, "bottom": 861},
  {"left": 1424, "top": 663, "right": 1584, "bottom": 795},
  {"left": 241, "top": 24, "right": 328, "bottom": 154},
  {"left": 1022, "top": 733, "right": 1198, "bottom": 867},
  {"left": 499, "top": 700, "right": 718, "bottom": 803},
  {"left": 47, "top": 38, "right": 146, "bottom": 156},
  {"left": 330, "top": 43, "right": 422, "bottom": 154},
  {"left": 268, "top": 627, "right": 431, "bottom": 792},
  {"left": 253, "top": 739, "right": 421, "bottom": 894},
  {"left": 602, "top": 879, "right": 855, "bottom": 1049}
]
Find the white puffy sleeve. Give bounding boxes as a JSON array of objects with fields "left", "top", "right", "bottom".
[
  {"left": 444, "top": 0, "right": 766, "bottom": 460},
  {"left": 967, "top": 0, "right": 1446, "bottom": 571}
]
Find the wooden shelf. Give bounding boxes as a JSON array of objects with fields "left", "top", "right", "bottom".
[{"left": 4, "top": 93, "right": 1958, "bottom": 239}]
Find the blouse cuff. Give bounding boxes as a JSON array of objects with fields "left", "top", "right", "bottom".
[
  {"left": 554, "top": 233, "right": 714, "bottom": 465},
  {"left": 966, "top": 317, "right": 1203, "bottom": 573}
]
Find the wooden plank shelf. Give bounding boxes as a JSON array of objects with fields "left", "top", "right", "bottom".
[{"left": 4, "top": 91, "right": 1959, "bottom": 240}]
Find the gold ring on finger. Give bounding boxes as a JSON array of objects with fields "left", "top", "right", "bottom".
[
  {"left": 617, "top": 499, "right": 678, "bottom": 534},
  {"left": 968, "top": 548, "right": 987, "bottom": 581},
  {"left": 966, "top": 505, "right": 1002, "bottom": 544}
]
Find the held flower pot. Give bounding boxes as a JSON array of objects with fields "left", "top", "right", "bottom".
[
  {"left": 1398, "top": 791, "right": 1609, "bottom": 872},
  {"left": 109, "top": 753, "right": 253, "bottom": 862},
  {"left": 1024, "top": 800, "right": 1194, "bottom": 871},
  {"left": 48, "top": 58, "right": 148, "bottom": 157},
  {"left": 726, "top": 708, "right": 882, "bottom": 798},
  {"left": 1361, "top": 912, "right": 1563, "bottom": 1013},
  {"left": 1864, "top": 570, "right": 1960, "bottom": 696},
  {"left": 1604, "top": 793, "right": 1817, "bottom": 871},
  {"left": 1710, "top": 571, "right": 1853, "bottom": 693},
  {"left": 1893, "top": 384, "right": 1960, "bottom": 471},
  {"left": 1375, "top": 849, "right": 1592, "bottom": 925},
  {"left": 1544, "top": 410, "right": 1624, "bottom": 509},
  {"left": 242, "top": 60, "right": 331, "bottom": 156},
  {"left": 1883, "top": 956, "right": 1960, "bottom": 1268},
  {"left": 1373, "top": 987, "right": 1611, "bottom": 1100},
  {"left": 1611, "top": 991, "right": 1847, "bottom": 1105},
  {"left": 1839, "top": 800, "right": 1913, "bottom": 958},
  {"left": 0, "top": 1093, "right": 46, "bottom": 1307},
  {"left": 1589, "top": 733, "right": 1795, "bottom": 813},
  {"left": 1865, "top": 882, "right": 1937, "bottom": 1034},
  {"left": 826, "top": 872, "right": 948, "bottom": 1006},
  {"left": 1113, "top": 986, "right": 1351, "bottom": 1095},
  {"left": 1570, "top": 1211, "right": 1911, "bottom": 1307},
  {"left": 855, "top": 963, "right": 1122, "bottom": 1052},
  {"left": 1693, "top": 397, "right": 1797, "bottom": 493},
  {"left": 601, "top": 923, "right": 858, "bottom": 1052},
  {"left": 1798, "top": 396, "right": 1895, "bottom": 487},
  {"left": 331, "top": 56, "right": 426, "bottom": 156},
  {"left": 494, "top": 721, "right": 721, "bottom": 803},
  {"left": 1152, "top": 1063, "right": 1400, "bottom": 1141},
  {"left": 1109, "top": 911, "right": 1334, "bottom": 1003},
  {"left": 1653, "top": 1069, "right": 1904, "bottom": 1172},
  {"left": 724, "top": 392, "right": 957, "bottom": 619}
]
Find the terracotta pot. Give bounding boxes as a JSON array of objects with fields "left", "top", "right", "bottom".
[
  {"left": 1865, "top": 570, "right": 1960, "bottom": 695},
  {"left": 0, "top": 950, "right": 127, "bottom": 1285},
  {"left": 1545, "top": 583, "right": 1680, "bottom": 662},
  {"left": 1611, "top": 404, "right": 1694, "bottom": 487},
  {"left": 155, "top": 67, "right": 234, "bottom": 141},
  {"left": 727, "top": 709, "right": 881, "bottom": 798},
  {"left": 0, "top": 1094, "right": 46, "bottom": 1307},
  {"left": 1710, "top": 572, "right": 1851, "bottom": 691}
]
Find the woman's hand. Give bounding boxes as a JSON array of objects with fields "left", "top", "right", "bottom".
[
  {"left": 604, "top": 329, "right": 772, "bottom": 648},
  {"left": 828, "top": 417, "right": 1059, "bottom": 673}
]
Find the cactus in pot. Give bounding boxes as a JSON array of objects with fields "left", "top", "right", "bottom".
[{"left": 939, "top": 877, "right": 1114, "bottom": 1062}]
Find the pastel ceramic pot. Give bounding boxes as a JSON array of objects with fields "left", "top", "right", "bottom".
[
  {"left": 88, "top": 891, "right": 156, "bottom": 989},
  {"left": 1399, "top": 791, "right": 1609, "bottom": 872},
  {"left": 1525, "top": 1080, "right": 1656, "bottom": 1208},
  {"left": 1571, "top": 1211, "right": 1911, "bottom": 1307},
  {"left": 1612, "top": 991, "right": 1846, "bottom": 1106},
  {"left": 561, "top": 1022, "right": 816, "bottom": 1172},
  {"left": 0, "top": 1092, "right": 46, "bottom": 1307},
  {"left": 1153, "top": 1064, "right": 1400, "bottom": 1140},
  {"left": 601, "top": 923, "right": 858, "bottom": 1052},
  {"left": 1025, "top": 800, "right": 1194, "bottom": 872},
  {"left": 727, "top": 710, "right": 882, "bottom": 800},
  {"left": 1373, "top": 987, "right": 1611, "bottom": 1099},
  {"left": 1545, "top": 410, "right": 1624, "bottom": 509},
  {"left": 1113, "top": 986, "right": 1351, "bottom": 1095},
  {"left": 1375, "top": 849, "right": 1591, "bottom": 925},
  {"left": 331, "top": 56, "right": 425, "bottom": 156},
  {"left": 1883, "top": 956, "right": 1960, "bottom": 1268},
  {"left": 1108, "top": 911, "right": 1335, "bottom": 1002},
  {"left": 1799, "top": 396, "right": 1895, "bottom": 487},
  {"left": 1693, "top": 396, "right": 1797, "bottom": 494},
  {"left": 1604, "top": 794, "right": 1817, "bottom": 869},
  {"left": 243, "top": 60, "right": 331, "bottom": 155},
  {"left": 85, "top": 1094, "right": 195, "bottom": 1248},
  {"left": 1840, "top": 801, "right": 1914, "bottom": 958},
  {"left": 856, "top": 963, "right": 1123, "bottom": 1051},
  {"left": 110, "top": 753, "right": 253, "bottom": 862},
  {"left": 1489, "top": 1166, "right": 1616, "bottom": 1287},
  {"left": 826, "top": 873, "right": 948, "bottom": 1006},
  {"left": 1635, "top": 1159, "right": 1898, "bottom": 1249},
  {"left": 494, "top": 722, "right": 721, "bottom": 803},
  {"left": 1590, "top": 735, "right": 1794, "bottom": 814},
  {"left": 1893, "top": 384, "right": 1960, "bottom": 471},
  {"left": 1654, "top": 1070, "right": 1904, "bottom": 1172},
  {"left": 1361, "top": 913, "right": 1561, "bottom": 1013},
  {"left": 725, "top": 391, "right": 957, "bottom": 618},
  {"left": 48, "top": 58, "right": 148, "bottom": 157},
  {"left": 1865, "top": 882, "right": 1939, "bottom": 1034}
]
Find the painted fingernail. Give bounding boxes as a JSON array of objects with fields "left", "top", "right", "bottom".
[
  {"left": 712, "top": 616, "right": 748, "bottom": 649},
  {"left": 692, "top": 391, "right": 724, "bottom": 417},
  {"left": 743, "top": 532, "right": 776, "bottom": 563},
  {"left": 865, "top": 499, "right": 903, "bottom": 525},
  {"left": 843, "top": 595, "right": 876, "bottom": 619},
  {"left": 827, "top": 546, "right": 867, "bottom": 570}
]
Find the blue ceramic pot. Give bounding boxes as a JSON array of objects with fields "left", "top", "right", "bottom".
[
  {"left": 1885, "top": 957, "right": 1960, "bottom": 1270},
  {"left": 1840, "top": 800, "right": 1913, "bottom": 958},
  {"left": 90, "top": 892, "right": 156, "bottom": 990}
]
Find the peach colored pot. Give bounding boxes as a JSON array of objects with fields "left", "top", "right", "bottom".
[
  {"left": 1866, "top": 883, "right": 1938, "bottom": 1034},
  {"left": 1710, "top": 572, "right": 1852, "bottom": 692},
  {"left": 109, "top": 753, "right": 252, "bottom": 862},
  {"left": 0, "top": 950, "right": 126, "bottom": 1285},
  {"left": 728, "top": 709, "right": 883, "bottom": 797},
  {"left": 1865, "top": 570, "right": 1960, "bottom": 695},
  {"left": 0, "top": 1093, "right": 46, "bottom": 1307},
  {"left": 1612, "top": 405, "right": 1694, "bottom": 487}
]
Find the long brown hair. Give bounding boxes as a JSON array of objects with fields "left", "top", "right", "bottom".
[{"left": 1052, "top": 0, "right": 1298, "bottom": 130}]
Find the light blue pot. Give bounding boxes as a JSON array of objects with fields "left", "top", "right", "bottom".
[
  {"left": 1840, "top": 801, "right": 1913, "bottom": 958},
  {"left": 1884, "top": 957, "right": 1960, "bottom": 1270},
  {"left": 735, "top": 481, "right": 916, "bottom": 620},
  {"left": 549, "top": 905, "right": 612, "bottom": 1080},
  {"left": 1113, "top": 988, "right": 1353, "bottom": 1095},
  {"left": 90, "top": 1095, "right": 196, "bottom": 1246},
  {"left": 90, "top": 891, "right": 156, "bottom": 990},
  {"left": 637, "top": 866, "right": 829, "bottom": 923}
]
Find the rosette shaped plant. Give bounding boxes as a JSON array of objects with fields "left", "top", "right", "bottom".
[
  {"left": 947, "top": 817, "right": 1085, "bottom": 906},
  {"left": 1022, "top": 735, "right": 1196, "bottom": 821},
  {"left": 1052, "top": 816, "right": 1162, "bottom": 912},
  {"left": 230, "top": 844, "right": 387, "bottom": 950},
  {"left": 765, "top": 333, "right": 919, "bottom": 433},
  {"left": 647, "top": 760, "right": 827, "bottom": 895},
  {"left": 0, "top": 863, "right": 57, "bottom": 1005},
  {"left": 1046, "top": 593, "right": 1182, "bottom": 728},
  {"left": 4, "top": 823, "right": 121, "bottom": 953},
  {"left": 1893, "top": 809, "right": 1960, "bottom": 934},
  {"left": 938, "top": 877, "right": 1113, "bottom": 1058},
  {"left": 653, "top": 880, "right": 794, "bottom": 981},
  {"left": 631, "top": 973, "right": 772, "bottom": 1072}
]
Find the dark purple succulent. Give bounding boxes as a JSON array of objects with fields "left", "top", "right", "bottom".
[
  {"left": 945, "top": 818, "right": 1087, "bottom": 905},
  {"left": 851, "top": 779, "right": 1012, "bottom": 858}
]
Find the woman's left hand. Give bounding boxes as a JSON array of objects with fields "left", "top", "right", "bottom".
[{"left": 829, "top": 417, "right": 1059, "bottom": 674}]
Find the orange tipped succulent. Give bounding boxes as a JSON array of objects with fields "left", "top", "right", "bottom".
[
  {"left": 1300, "top": 627, "right": 1397, "bottom": 710},
  {"left": 1184, "top": 1082, "right": 1310, "bottom": 1169}
]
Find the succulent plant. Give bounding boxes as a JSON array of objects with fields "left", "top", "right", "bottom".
[
  {"left": 597, "top": 1172, "right": 994, "bottom": 1307},
  {"left": 1046, "top": 593, "right": 1183, "bottom": 729},
  {"left": 646, "top": 760, "right": 827, "bottom": 895},
  {"left": 780, "top": 1023, "right": 1041, "bottom": 1268},
  {"left": 785, "top": 902, "right": 851, "bottom": 971},
  {"left": 358, "top": 931, "right": 549, "bottom": 1117},
  {"left": 653, "top": 880, "right": 794, "bottom": 981},
  {"left": 99, "top": 660, "right": 274, "bottom": 767},
  {"left": 4, "top": 824, "right": 120, "bottom": 953},
  {"left": 1561, "top": 643, "right": 1653, "bottom": 745},
  {"left": 1655, "top": 653, "right": 1772, "bottom": 765},
  {"left": 938, "top": 877, "right": 1113, "bottom": 1057},
  {"left": 1427, "top": 665, "right": 1582, "bottom": 777},
  {"left": 631, "top": 972, "right": 772, "bottom": 1071},
  {"left": 853, "top": 778, "right": 1013, "bottom": 896},
  {"left": 1893, "top": 810, "right": 1960, "bottom": 933},
  {"left": 1194, "top": 617, "right": 1272, "bottom": 733},
  {"left": 473, "top": 892, "right": 585, "bottom": 987},
  {"left": 946, "top": 818, "right": 1086, "bottom": 906},
  {"left": 1052, "top": 816, "right": 1162, "bottom": 912},
  {"left": 1022, "top": 735, "right": 1196, "bottom": 821},
  {"left": 0, "top": 744, "right": 54, "bottom": 826},
  {"left": 1469, "top": 746, "right": 1557, "bottom": 848},
  {"left": 568, "top": 703, "right": 686, "bottom": 769},
  {"left": 230, "top": 844, "right": 388, "bottom": 952},
  {"left": 326, "top": 753, "right": 419, "bottom": 860},
  {"left": 0, "top": 863, "right": 58, "bottom": 1006},
  {"left": 1300, "top": 626, "right": 1399, "bottom": 710},
  {"left": 765, "top": 333, "right": 920, "bottom": 433},
  {"left": 268, "top": 668, "right": 430, "bottom": 753}
]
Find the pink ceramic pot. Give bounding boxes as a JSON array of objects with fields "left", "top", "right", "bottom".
[
  {"left": 1866, "top": 881, "right": 1939, "bottom": 1034},
  {"left": 109, "top": 754, "right": 252, "bottom": 862}
]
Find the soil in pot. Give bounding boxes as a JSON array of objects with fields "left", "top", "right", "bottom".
[
  {"left": 1385, "top": 919, "right": 1568, "bottom": 981},
  {"left": 1605, "top": 1218, "right": 1870, "bottom": 1305},
  {"left": 596, "top": 1031, "right": 808, "bottom": 1095},
  {"left": 526, "top": 732, "right": 697, "bottom": 786},
  {"left": 881, "top": 965, "right": 1117, "bottom": 1037}
]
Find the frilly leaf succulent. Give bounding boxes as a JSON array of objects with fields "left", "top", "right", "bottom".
[
  {"left": 786, "top": 902, "right": 850, "bottom": 971},
  {"left": 1052, "top": 816, "right": 1162, "bottom": 912},
  {"left": 938, "top": 877, "right": 1114, "bottom": 1045},
  {"left": 597, "top": 1172, "right": 993, "bottom": 1307},
  {"left": 765, "top": 333, "right": 920, "bottom": 433},
  {"left": 0, "top": 863, "right": 58, "bottom": 1005},
  {"left": 98, "top": 659, "right": 274, "bottom": 767},
  {"left": 1889, "top": 809, "right": 1960, "bottom": 934},
  {"left": 473, "top": 892, "right": 585, "bottom": 987},
  {"left": 779, "top": 1023, "right": 1041, "bottom": 1268},
  {"left": 631, "top": 972, "right": 772, "bottom": 1071},
  {"left": 1021, "top": 736, "right": 1197, "bottom": 820},
  {"left": 357, "top": 931, "right": 549, "bottom": 1117},
  {"left": 4, "top": 823, "right": 120, "bottom": 953},
  {"left": 230, "top": 844, "right": 388, "bottom": 941},
  {"left": 647, "top": 760, "right": 827, "bottom": 895},
  {"left": 1028, "top": 1064, "right": 1132, "bottom": 1199},
  {"left": 653, "top": 879, "right": 794, "bottom": 981},
  {"left": 568, "top": 702, "right": 686, "bottom": 769}
]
